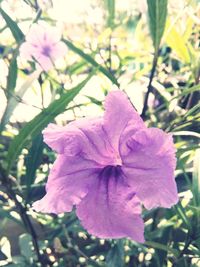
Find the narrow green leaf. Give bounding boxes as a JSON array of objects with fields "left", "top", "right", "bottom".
[
  {"left": 192, "top": 149, "right": 200, "bottom": 206},
  {"left": 24, "top": 134, "right": 44, "bottom": 198},
  {"left": 6, "top": 73, "right": 93, "bottom": 173},
  {"left": 63, "top": 39, "right": 119, "bottom": 86},
  {"left": 174, "top": 203, "right": 191, "bottom": 230},
  {"left": 0, "top": 8, "right": 24, "bottom": 43},
  {"left": 6, "top": 56, "right": 18, "bottom": 94},
  {"left": 184, "top": 103, "right": 200, "bottom": 118},
  {"left": 147, "top": 0, "right": 168, "bottom": 52},
  {"left": 170, "top": 84, "right": 200, "bottom": 101},
  {"left": 105, "top": 0, "right": 115, "bottom": 28},
  {"left": 85, "top": 95, "right": 102, "bottom": 106}
]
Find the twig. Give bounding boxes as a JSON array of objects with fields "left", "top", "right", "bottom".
[{"left": 141, "top": 53, "right": 158, "bottom": 119}]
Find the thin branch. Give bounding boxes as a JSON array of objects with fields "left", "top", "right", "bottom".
[{"left": 141, "top": 53, "right": 158, "bottom": 119}]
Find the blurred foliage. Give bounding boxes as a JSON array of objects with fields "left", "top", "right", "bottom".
[{"left": 0, "top": 0, "right": 200, "bottom": 266}]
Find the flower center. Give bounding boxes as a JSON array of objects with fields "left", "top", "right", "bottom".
[
  {"left": 100, "top": 165, "right": 122, "bottom": 179},
  {"left": 41, "top": 45, "right": 52, "bottom": 56}
]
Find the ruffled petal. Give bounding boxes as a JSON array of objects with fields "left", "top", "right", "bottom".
[
  {"left": 76, "top": 168, "right": 145, "bottom": 242},
  {"left": 103, "top": 91, "right": 144, "bottom": 152},
  {"left": 122, "top": 128, "right": 178, "bottom": 209},
  {"left": 43, "top": 120, "right": 119, "bottom": 166},
  {"left": 42, "top": 123, "right": 82, "bottom": 155},
  {"left": 33, "top": 155, "right": 99, "bottom": 213}
]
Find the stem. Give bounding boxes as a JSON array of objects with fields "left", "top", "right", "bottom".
[
  {"left": 141, "top": 53, "right": 158, "bottom": 119},
  {"left": 0, "top": 165, "right": 48, "bottom": 266},
  {"left": 108, "top": 33, "right": 112, "bottom": 72}
]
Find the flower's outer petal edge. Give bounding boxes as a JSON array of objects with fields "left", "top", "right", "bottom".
[
  {"left": 122, "top": 127, "right": 178, "bottom": 210},
  {"left": 103, "top": 91, "right": 144, "bottom": 152},
  {"left": 76, "top": 173, "right": 145, "bottom": 242},
  {"left": 33, "top": 155, "right": 99, "bottom": 214}
]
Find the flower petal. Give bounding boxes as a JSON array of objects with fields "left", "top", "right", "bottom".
[
  {"left": 51, "top": 42, "right": 68, "bottom": 59},
  {"left": 20, "top": 42, "right": 33, "bottom": 60},
  {"left": 42, "top": 26, "right": 62, "bottom": 44},
  {"left": 33, "top": 155, "right": 99, "bottom": 213},
  {"left": 42, "top": 123, "right": 81, "bottom": 155},
  {"left": 76, "top": 169, "right": 145, "bottom": 242},
  {"left": 122, "top": 128, "right": 178, "bottom": 209},
  {"left": 36, "top": 54, "right": 53, "bottom": 71},
  {"left": 26, "top": 24, "right": 45, "bottom": 45},
  {"left": 103, "top": 91, "right": 144, "bottom": 151},
  {"left": 43, "top": 120, "right": 119, "bottom": 166}
]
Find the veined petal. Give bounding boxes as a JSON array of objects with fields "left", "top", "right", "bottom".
[
  {"left": 76, "top": 167, "right": 145, "bottom": 242},
  {"left": 33, "top": 155, "right": 99, "bottom": 213},
  {"left": 42, "top": 123, "right": 82, "bottom": 155},
  {"left": 43, "top": 120, "right": 119, "bottom": 166},
  {"left": 122, "top": 128, "right": 178, "bottom": 209},
  {"left": 103, "top": 91, "right": 144, "bottom": 152}
]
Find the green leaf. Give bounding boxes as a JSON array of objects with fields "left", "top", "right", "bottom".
[
  {"left": 6, "top": 73, "right": 93, "bottom": 173},
  {"left": 192, "top": 149, "right": 200, "bottom": 206},
  {"left": 184, "top": 103, "right": 200, "bottom": 118},
  {"left": 63, "top": 39, "right": 119, "bottom": 86},
  {"left": 85, "top": 95, "right": 102, "bottom": 106},
  {"left": 0, "top": 8, "right": 24, "bottom": 43},
  {"left": 147, "top": 0, "right": 168, "bottom": 52},
  {"left": 106, "top": 241, "right": 124, "bottom": 267},
  {"left": 24, "top": 134, "right": 44, "bottom": 199},
  {"left": 174, "top": 203, "right": 191, "bottom": 230},
  {"left": 6, "top": 56, "right": 18, "bottom": 94},
  {"left": 105, "top": 0, "right": 115, "bottom": 28}
]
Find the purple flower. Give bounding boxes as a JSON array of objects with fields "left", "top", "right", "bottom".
[
  {"left": 20, "top": 24, "right": 67, "bottom": 71},
  {"left": 33, "top": 91, "right": 178, "bottom": 242}
]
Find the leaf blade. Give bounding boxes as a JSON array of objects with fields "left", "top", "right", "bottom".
[
  {"left": 0, "top": 7, "right": 24, "bottom": 43},
  {"left": 147, "top": 0, "right": 168, "bottom": 52}
]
